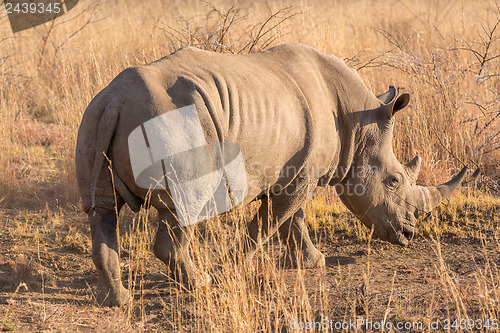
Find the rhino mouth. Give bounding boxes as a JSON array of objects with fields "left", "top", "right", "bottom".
[{"left": 393, "top": 224, "right": 415, "bottom": 246}]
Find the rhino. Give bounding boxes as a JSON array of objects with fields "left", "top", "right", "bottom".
[{"left": 75, "top": 43, "right": 467, "bottom": 306}]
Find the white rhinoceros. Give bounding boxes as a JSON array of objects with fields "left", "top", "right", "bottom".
[{"left": 75, "top": 43, "right": 467, "bottom": 306}]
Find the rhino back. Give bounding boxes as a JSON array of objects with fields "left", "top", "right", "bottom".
[{"left": 105, "top": 44, "right": 343, "bottom": 210}]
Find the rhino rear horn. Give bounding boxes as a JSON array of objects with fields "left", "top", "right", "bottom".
[
  {"left": 405, "top": 155, "right": 421, "bottom": 182},
  {"left": 377, "top": 86, "right": 410, "bottom": 119}
]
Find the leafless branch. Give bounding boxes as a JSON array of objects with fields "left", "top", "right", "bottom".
[
  {"left": 53, "top": 2, "right": 102, "bottom": 56},
  {"left": 450, "top": 18, "right": 500, "bottom": 81},
  {"left": 34, "top": 2, "right": 103, "bottom": 69},
  {"left": 156, "top": 2, "right": 300, "bottom": 55},
  {"left": 238, "top": 7, "right": 301, "bottom": 54}
]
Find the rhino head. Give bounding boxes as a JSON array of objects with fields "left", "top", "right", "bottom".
[{"left": 335, "top": 86, "right": 467, "bottom": 246}]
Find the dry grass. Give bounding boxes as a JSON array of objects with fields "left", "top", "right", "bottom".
[{"left": 0, "top": 0, "right": 499, "bottom": 331}]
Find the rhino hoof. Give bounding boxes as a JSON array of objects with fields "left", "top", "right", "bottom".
[
  {"left": 315, "top": 252, "right": 326, "bottom": 268},
  {"left": 96, "top": 286, "right": 130, "bottom": 307},
  {"left": 192, "top": 271, "right": 213, "bottom": 290},
  {"left": 281, "top": 250, "right": 326, "bottom": 269},
  {"left": 174, "top": 270, "right": 213, "bottom": 291}
]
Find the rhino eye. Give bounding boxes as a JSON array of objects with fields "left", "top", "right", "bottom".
[{"left": 385, "top": 175, "right": 401, "bottom": 189}]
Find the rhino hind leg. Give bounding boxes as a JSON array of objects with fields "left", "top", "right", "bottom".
[
  {"left": 153, "top": 209, "right": 210, "bottom": 289},
  {"left": 90, "top": 209, "right": 129, "bottom": 307},
  {"left": 278, "top": 208, "right": 325, "bottom": 269}
]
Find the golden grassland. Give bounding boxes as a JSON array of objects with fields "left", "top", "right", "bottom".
[{"left": 0, "top": 0, "right": 499, "bottom": 331}]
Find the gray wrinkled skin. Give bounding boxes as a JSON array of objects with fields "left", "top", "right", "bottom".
[{"left": 75, "top": 43, "right": 467, "bottom": 306}]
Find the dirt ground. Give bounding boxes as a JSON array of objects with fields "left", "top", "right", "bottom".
[
  {"left": 1, "top": 0, "right": 499, "bottom": 331},
  {"left": 0, "top": 197, "right": 498, "bottom": 332}
]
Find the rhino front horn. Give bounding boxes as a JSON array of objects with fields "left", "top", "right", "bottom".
[{"left": 417, "top": 166, "right": 468, "bottom": 213}]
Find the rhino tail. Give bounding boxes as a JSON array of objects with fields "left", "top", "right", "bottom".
[
  {"left": 88, "top": 101, "right": 142, "bottom": 213},
  {"left": 89, "top": 101, "right": 120, "bottom": 210}
]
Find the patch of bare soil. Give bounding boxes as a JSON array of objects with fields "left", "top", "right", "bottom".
[{"left": 0, "top": 216, "right": 498, "bottom": 332}]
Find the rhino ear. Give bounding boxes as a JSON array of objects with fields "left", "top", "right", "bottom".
[
  {"left": 377, "top": 86, "right": 397, "bottom": 104},
  {"left": 377, "top": 86, "right": 410, "bottom": 119}
]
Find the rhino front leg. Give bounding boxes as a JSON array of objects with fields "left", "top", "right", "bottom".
[
  {"left": 90, "top": 210, "right": 129, "bottom": 307},
  {"left": 244, "top": 191, "right": 308, "bottom": 263},
  {"left": 153, "top": 209, "right": 208, "bottom": 289},
  {"left": 278, "top": 208, "right": 325, "bottom": 269}
]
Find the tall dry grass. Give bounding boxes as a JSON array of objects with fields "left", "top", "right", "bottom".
[
  {"left": 0, "top": 0, "right": 498, "bottom": 207},
  {"left": 0, "top": 0, "right": 499, "bottom": 331}
]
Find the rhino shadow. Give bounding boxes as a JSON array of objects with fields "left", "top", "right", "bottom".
[{"left": 324, "top": 255, "right": 356, "bottom": 267}]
